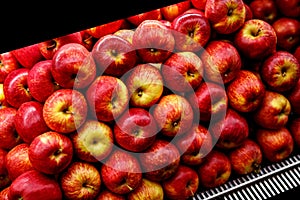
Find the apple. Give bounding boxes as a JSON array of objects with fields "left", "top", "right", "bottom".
[
  {"left": 38, "top": 31, "right": 82, "bottom": 60},
  {"left": 226, "top": 69, "right": 266, "bottom": 113},
  {"left": 228, "top": 138, "right": 263, "bottom": 175},
  {"left": 71, "top": 120, "right": 114, "bottom": 162},
  {"left": 127, "top": 178, "right": 164, "bottom": 200},
  {"left": 171, "top": 10, "right": 211, "bottom": 52},
  {"left": 96, "top": 189, "right": 125, "bottom": 200},
  {"left": 256, "top": 127, "right": 294, "bottom": 162},
  {"left": 249, "top": 0, "right": 278, "bottom": 24},
  {"left": 211, "top": 108, "right": 249, "bottom": 150},
  {"left": 260, "top": 51, "right": 300, "bottom": 92},
  {"left": 5, "top": 143, "right": 34, "bottom": 181},
  {"left": 85, "top": 19, "right": 125, "bottom": 39},
  {"left": 126, "top": 9, "right": 162, "bottom": 27},
  {"left": 0, "top": 186, "right": 9, "bottom": 200},
  {"left": 132, "top": 19, "right": 175, "bottom": 63},
  {"left": 27, "top": 59, "right": 61, "bottom": 103},
  {"left": 139, "top": 139, "right": 181, "bottom": 182},
  {"left": 0, "top": 148, "right": 10, "bottom": 189},
  {"left": 60, "top": 161, "right": 101, "bottom": 200},
  {"left": 287, "top": 78, "right": 300, "bottom": 114},
  {"left": 28, "top": 131, "right": 73, "bottom": 175},
  {"left": 14, "top": 101, "right": 50, "bottom": 144},
  {"left": 100, "top": 149, "right": 142, "bottom": 195},
  {"left": 272, "top": 17, "right": 300, "bottom": 51},
  {"left": 162, "top": 164, "right": 199, "bottom": 200},
  {"left": 160, "top": 0, "right": 191, "bottom": 22},
  {"left": 11, "top": 43, "right": 44, "bottom": 69},
  {"left": 114, "top": 107, "right": 158, "bottom": 152},
  {"left": 187, "top": 81, "right": 228, "bottom": 122},
  {"left": 3, "top": 68, "right": 32, "bottom": 108},
  {"left": 152, "top": 94, "right": 194, "bottom": 137},
  {"left": 234, "top": 19, "right": 277, "bottom": 60},
  {"left": 7, "top": 170, "right": 62, "bottom": 200},
  {"left": 91, "top": 34, "right": 138, "bottom": 77},
  {"left": 190, "top": 0, "right": 207, "bottom": 11},
  {"left": 113, "top": 29, "right": 135, "bottom": 44},
  {"left": 80, "top": 30, "right": 96, "bottom": 51},
  {"left": 175, "top": 123, "right": 213, "bottom": 166},
  {"left": 197, "top": 150, "right": 231, "bottom": 188},
  {"left": 275, "top": 0, "right": 300, "bottom": 18},
  {"left": 253, "top": 90, "right": 291, "bottom": 129},
  {"left": 43, "top": 88, "right": 88, "bottom": 134},
  {"left": 0, "top": 107, "right": 22, "bottom": 150},
  {"left": 200, "top": 40, "right": 242, "bottom": 84},
  {"left": 86, "top": 75, "right": 129, "bottom": 122},
  {"left": 123, "top": 63, "right": 164, "bottom": 108},
  {"left": 0, "top": 83, "right": 9, "bottom": 108},
  {"left": 161, "top": 51, "right": 204, "bottom": 93},
  {"left": 51, "top": 42, "right": 97, "bottom": 89},
  {"left": 204, "top": 0, "right": 246, "bottom": 34},
  {"left": 289, "top": 117, "right": 300, "bottom": 148},
  {"left": 0, "top": 51, "right": 20, "bottom": 83}
]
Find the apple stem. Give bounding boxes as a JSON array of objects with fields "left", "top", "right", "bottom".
[
  {"left": 47, "top": 40, "right": 57, "bottom": 50},
  {"left": 127, "top": 184, "right": 133, "bottom": 191},
  {"left": 227, "top": 8, "right": 233, "bottom": 16},
  {"left": 252, "top": 163, "right": 261, "bottom": 174}
]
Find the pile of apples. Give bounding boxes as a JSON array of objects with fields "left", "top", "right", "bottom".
[{"left": 0, "top": 0, "right": 300, "bottom": 199}]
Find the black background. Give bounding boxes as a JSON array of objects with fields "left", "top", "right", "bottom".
[{"left": 1, "top": 0, "right": 300, "bottom": 199}]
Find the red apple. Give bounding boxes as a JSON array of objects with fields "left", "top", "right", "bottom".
[
  {"left": 11, "top": 43, "right": 44, "bottom": 69},
  {"left": 0, "top": 148, "right": 10, "bottom": 189},
  {"left": 28, "top": 131, "right": 73, "bottom": 175},
  {"left": 234, "top": 19, "right": 277, "bottom": 60},
  {"left": 260, "top": 51, "right": 300, "bottom": 92},
  {"left": 272, "top": 17, "right": 300, "bottom": 51},
  {"left": 127, "top": 178, "right": 164, "bottom": 200},
  {"left": 132, "top": 19, "right": 175, "bottom": 63},
  {"left": 96, "top": 190, "right": 125, "bottom": 200},
  {"left": 86, "top": 75, "right": 129, "bottom": 122},
  {"left": 60, "top": 161, "right": 101, "bottom": 200},
  {"left": 228, "top": 138, "right": 263, "bottom": 175},
  {"left": 38, "top": 31, "right": 82, "bottom": 60},
  {"left": 162, "top": 164, "right": 199, "bottom": 200},
  {"left": 253, "top": 90, "right": 291, "bottom": 129},
  {"left": 161, "top": 51, "right": 204, "bottom": 93},
  {"left": 0, "top": 52, "right": 20, "bottom": 83},
  {"left": 289, "top": 117, "right": 300, "bottom": 148},
  {"left": 27, "top": 59, "right": 61, "bottom": 103},
  {"left": 152, "top": 94, "right": 194, "bottom": 137},
  {"left": 175, "top": 123, "right": 213, "bottom": 166},
  {"left": 171, "top": 10, "right": 211, "bottom": 52},
  {"left": 8, "top": 170, "right": 62, "bottom": 200},
  {"left": 51, "top": 42, "right": 97, "bottom": 89},
  {"left": 0, "top": 186, "right": 9, "bottom": 200},
  {"left": 0, "top": 107, "right": 22, "bottom": 150},
  {"left": 3, "top": 68, "right": 32, "bottom": 108},
  {"left": 204, "top": 0, "right": 246, "bottom": 34},
  {"left": 249, "top": 0, "right": 278, "bottom": 24},
  {"left": 14, "top": 101, "right": 50, "bottom": 144},
  {"left": 5, "top": 143, "right": 34, "bottom": 181},
  {"left": 123, "top": 63, "right": 164, "bottom": 108},
  {"left": 91, "top": 34, "right": 138, "bottom": 77},
  {"left": 211, "top": 108, "right": 249, "bottom": 150},
  {"left": 256, "top": 127, "right": 294, "bottom": 162},
  {"left": 113, "top": 29, "right": 135, "bottom": 44},
  {"left": 127, "top": 9, "right": 162, "bottom": 27},
  {"left": 187, "top": 81, "right": 228, "bottom": 122},
  {"left": 71, "top": 120, "right": 114, "bottom": 162},
  {"left": 114, "top": 107, "right": 158, "bottom": 152},
  {"left": 287, "top": 78, "right": 300, "bottom": 114},
  {"left": 197, "top": 150, "right": 232, "bottom": 188},
  {"left": 190, "top": 0, "right": 207, "bottom": 11},
  {"left": 275, "top": 0, "right": 300, "bottom": 18},
  {"left": 160, "top": 0, "right": 191, "bottom": 22},
  {"left": 101, "top": 149, "right": 142, "bottom": 195},
  {"left": 86, "top": 19, "right": 125, "bottom": 39},
  {"left": 139, "top": 139, "right": 181, "bottom": 182},
  {"left": 43, "top": 88, "right": 88, "bottom": 134},
  {"left": 226, "top": 69, "right": 266, "bottom": 113},
  {"left": 200, "top": 40, "right": 242, "bottom": 84}
]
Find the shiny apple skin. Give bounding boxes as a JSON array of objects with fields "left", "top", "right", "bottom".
[
  {"left": 127, "top": 178, "right": 164, "bottom": 200},
  {"left": 0, "top": 52, "right": 20, "bottom": 83}
]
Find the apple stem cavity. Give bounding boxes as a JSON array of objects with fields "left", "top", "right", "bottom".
[
  {"left": 252, "top": 163, "right": 261, "bottom": 174},
  {"left": 227, "top": 8, "right": 233, "bottom": 16},
  {"left": 47, "top": 40, "right": 57, "bottom": 51}
]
